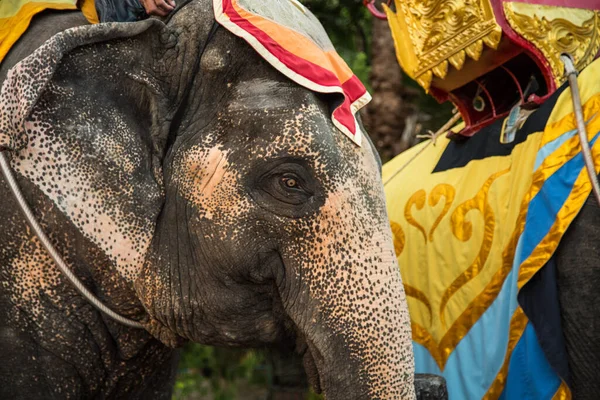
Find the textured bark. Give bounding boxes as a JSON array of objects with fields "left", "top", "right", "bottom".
[{"left": 363, "top": 16, "right": 419, "bottom": 163}]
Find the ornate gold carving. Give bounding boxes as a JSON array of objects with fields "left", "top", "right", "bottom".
[
  {"left": 384, "top": 0, "right": 502, "bottom": 91},
  {"left": 465, "top": 39, "right": 483, "bottom": 61},
  {"left": 504, "top": 2, "right": 600, "bottom": 86}
]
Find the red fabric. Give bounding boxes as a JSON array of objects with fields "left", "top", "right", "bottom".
[{"left": 218, "top": 0, "right": 369, "bottom": 142}]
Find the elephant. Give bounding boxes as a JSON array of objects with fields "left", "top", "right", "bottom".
[{"left": 0, "top": 1, "right": 415, "bottom": 399}]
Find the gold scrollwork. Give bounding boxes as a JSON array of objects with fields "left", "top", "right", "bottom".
[
  {"left": 404, "top": 184, "right": 456, "bottom": 243},
  {"left": 503, "top": 3, "right": 600, "bottom": 86},
  {"left": 428, "top": 184, "right": 455, "bottom": 242},
  {"left": 390, "top": 220, "right": 406, "bottom": 256},
  {"left": 408, "top": 168, "right": 528, "bottom": 370},
  {"left": 438, "top": 169, "right": 508, "bottom": 328},
  {"left": 405, "top": 284, "right": 434, "bottom": 326},
  {"left": 390, "top": 220, "right": 433, "bottom": 325},
  {"left": 404, "top": 189, "right": 428, "bottom": 242}
]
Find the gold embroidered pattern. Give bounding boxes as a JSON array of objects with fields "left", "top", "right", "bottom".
[
  {"left": 404, "top": 185, "right": 456, "bottom": 244},
  {"left": 391, "top": 220, "right": 434, "bottom": 325},
  {"left": 390, "top": 221, "right": 406, "bottom": 256},
  {"left": 405, "top": 285, "right": 434, "bottom": 326},
  {"left": 438, "top": 170, "right": 507, "bottom": 327},
  {"left": 428, "top": 184, "right": 455, "bottom": 242},
  {"left": 404, "top": 189, "right": 428, "bottom": 242},
  {"left": 411, "top": 171, "right": 530, "bottom": 370}
]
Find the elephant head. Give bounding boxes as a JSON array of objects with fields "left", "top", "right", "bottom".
[{"left": 0, "top": 1, "right": 414, "bottom": 398}]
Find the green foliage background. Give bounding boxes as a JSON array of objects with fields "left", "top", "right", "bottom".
[{"left": 173, "top": 345, "right": 269, "bottom": 399}]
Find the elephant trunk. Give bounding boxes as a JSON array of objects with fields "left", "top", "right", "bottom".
[{"left": 287, "top": 225, "right": 415, "bottom": 399}]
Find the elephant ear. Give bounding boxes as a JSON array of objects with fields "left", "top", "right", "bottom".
[
  {"left": 0, "top": 19, "right": 172, "bottom": 155},
  {"left": 0, "top": 19, "right": 191, "bottom": 287}
]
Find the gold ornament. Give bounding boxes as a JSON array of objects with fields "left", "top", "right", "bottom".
[
  {"left": 384, "top": 0, "right": 502, "bottom": 92},
  {"left": 503, "top": 2, "right": 600, "bottom": 87}
]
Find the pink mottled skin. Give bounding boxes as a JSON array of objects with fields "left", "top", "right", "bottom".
[{"left": 0, "top": 1, "right": 415, "bottom": 399}]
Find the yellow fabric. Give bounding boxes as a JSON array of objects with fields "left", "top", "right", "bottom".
[
  {"left": 384, "top": 58, "right": 600, "bottom": 398},
  {"left": 552, "top": 382, "right": 572, "bottom": 400},
  {"left": 546, "top": 59, "right": 600, "bottom": 127},
  {"left": 383, "top": 127, "right": 543, "bottom": 370},
  {"left": 0, "top": 0, "right": 98, "bottom": 65},
  {"left": 482, "top": 307, "right": 528, "bottom": 399},
  {"left": 518, "top": 96, "right": 600, "bottom": 291},
  {"left": 79, "top": 0, "right": 98, "bottom": 24},
  {"left": 514, "top": 60, "right": 600, "bottom": 294}
]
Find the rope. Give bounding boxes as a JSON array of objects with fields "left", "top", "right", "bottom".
[
  {"left": 0, "top": 151, "right": 144, "bottom": 329},
  {"left": 383, "top": 111, "right": 462, "bottom": 187},
  {"left": 560, "top": 54, "right": 600, "bottom": 207},
  {"left": 0, "top": 1, "right": 216, "bottom": 330}
]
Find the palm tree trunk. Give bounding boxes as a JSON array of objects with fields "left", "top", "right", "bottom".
[{"left": 363, "top": 16, "right": 419, "bottom": 163}]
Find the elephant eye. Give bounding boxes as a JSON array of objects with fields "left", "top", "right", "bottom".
[
  {"left": 248, "top": 159, "right": 324, "bottom": 218},
  {"left": 250, "top": 161, "right": 318, "bottom": 212},
  {"left": 269, "top": 172, "right": 310, "bottom": 202},
  {"left": 281, "top": 175, "right": 299, "bottom": 190}
]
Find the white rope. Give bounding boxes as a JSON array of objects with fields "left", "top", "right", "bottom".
[
  {"left": 560, "top": 54, "right": 600, "bottom": 207},
  {"left": 384, "top": 111, "right": 462, "bottom": 187},
  {"left": 0, "top": 151, "right": 144, "bottom": 329}
]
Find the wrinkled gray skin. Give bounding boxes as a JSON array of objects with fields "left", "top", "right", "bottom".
[
  {"left": 555, "top": 196, "right": 600, "bottom": 399},
  {"left": 0, "top": 2, "right": 414, "bottom": 399}
]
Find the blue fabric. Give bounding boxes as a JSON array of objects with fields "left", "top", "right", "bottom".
[
  {"left": 413, "top": 248, "right": 522, "bottom": 400},
  {"left": 520, "top": 133, "right": 600, "bottom": 265},
  {"left": 499, "top": 323, "right": 562, "bottom": 400},
  {"left": 534, "top": 128, "right": 577, "bottom": 170},
  {"left": 518, "top": 255, "right": 570, "bottom": 386}
]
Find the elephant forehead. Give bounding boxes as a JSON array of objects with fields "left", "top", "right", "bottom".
[
  {"left": 211, "top": 101, "right": 331, "bottom": 162},
  {"left": 227, "top": 78, "right": 310, "bottom": 112},
  {"left": 253, "top": 106, "right": 325, "bottom": 156}
]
